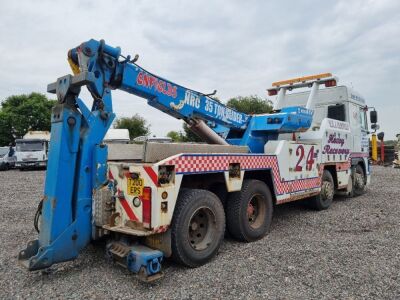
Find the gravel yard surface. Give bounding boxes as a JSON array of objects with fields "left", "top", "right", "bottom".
[{"left": 1, "top": 166, "right": 399, "bottom": 299}]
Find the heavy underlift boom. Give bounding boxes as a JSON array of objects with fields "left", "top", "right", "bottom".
[{"left": 19, "top": 39, "right": 321, "bottom": 281}]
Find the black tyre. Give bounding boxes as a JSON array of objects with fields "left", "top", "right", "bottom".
[
  {"left": 310, "top": 170, "right": 334, "bottom": 210},
  {"left": 226, "top": 180, "right": 273, "bottom": 242},
  {"left": 171, "top": 189, "right": 225, "bottom": 268},
  {"left": 352, "top": 164, "right": 366, "bottom": 196}
]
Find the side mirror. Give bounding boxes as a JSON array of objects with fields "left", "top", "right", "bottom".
[
  {"left": 371, "top": 124, "right": 380, "bottom": 131},
  {"left": 370, "top": 110, "right": 377, "bottom": 124}
]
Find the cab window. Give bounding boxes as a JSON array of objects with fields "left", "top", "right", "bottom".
[{"left": 327, "top": 104, "right": 346, "bottom": 121}]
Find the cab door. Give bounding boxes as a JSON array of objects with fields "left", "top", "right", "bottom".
[
  {"left": 359, "top": 108, "right": 369, "bottom": 154},
  {"left": 348, "top": 103, "right": 362, "bottom": 153}
]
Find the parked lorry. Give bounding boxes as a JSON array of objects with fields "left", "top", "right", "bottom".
[
  {"left": 0, "top": 146, "right": 16, "bottom": 170},
  {"left": 19, "top": 40, "right": 378, "bottom": 282},
  {"left": 104, "top": 128, "right": 130, "bottom": 144},
  {"left": 15, "top": 131, "right": 50, "bottom": 170}
]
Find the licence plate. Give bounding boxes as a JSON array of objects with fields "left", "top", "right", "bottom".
[{"left": 127, "top": 177, "right": 144, "bottom": 196}]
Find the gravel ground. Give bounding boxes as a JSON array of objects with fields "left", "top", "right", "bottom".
[{"left": 0, "top": 166, "right": 399, "bottom": 299}]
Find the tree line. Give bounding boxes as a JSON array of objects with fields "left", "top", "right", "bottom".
[{"left": 0, "top": 93, "right": 272, "bottom": 145}]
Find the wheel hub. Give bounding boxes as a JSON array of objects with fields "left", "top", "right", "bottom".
[
  {"left": 188, "top": 207, "right": 217, "bottom": 251},
  {"left": 247, "top": 203, "right": 255, "bottom": 219},
  {"left": 321, "top": 181, "right": 334, "bottom": 201},
  {"left": 247, "top": 194, "right": 266, "bottom": 229},
  {"left": 354, "top": 172, "right": 364, "bottom": 189}
]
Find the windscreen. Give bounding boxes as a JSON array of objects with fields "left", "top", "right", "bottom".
[{"left": 16, "top": 141, "right": 44, "bottom": 152}]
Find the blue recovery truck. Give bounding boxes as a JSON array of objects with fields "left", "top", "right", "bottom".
[{"left": 19, "top": 39, "right": 372, "bottom": 282}]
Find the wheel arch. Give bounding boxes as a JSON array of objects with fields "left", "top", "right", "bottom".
[
  {"left": 351, "top": 157, "right": 367, "bottom": 183},
  {"left": 322, "top": 165, "right": 338, "bottom": 189},
  {"left": 180, "top": 172, "right": 225, "bottom": 190},
  {"left": 243, "top": 169, "right": 277, "bottom": 204},
  {"left": 179, "top": 169, "right": 277, "bottom": 204}
]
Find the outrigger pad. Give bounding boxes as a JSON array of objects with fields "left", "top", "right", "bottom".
[
  {"left": 127, "top": 245, "right": 163, "bottom": 277},
  {"left": 18, "top": 239, "right": 39, "bottom": 270},
  {"left": 107, "top": 242, "right": 164, "bottom": 282}
]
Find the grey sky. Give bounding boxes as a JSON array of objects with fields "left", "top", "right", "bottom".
[{"left": 1, "top": 0, "right": 399, "bottom": 138}]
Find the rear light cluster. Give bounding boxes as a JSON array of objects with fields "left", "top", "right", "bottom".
[
  {"left": 142, "top": 187, "right": 151, "bottom": 228},
  {"left": 267, "top": 89, "right": 278, "bottom": 96}
]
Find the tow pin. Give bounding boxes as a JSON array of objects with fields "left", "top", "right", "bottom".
[{"left": 67, "top": 117, "right": 76, "bottom": 127}]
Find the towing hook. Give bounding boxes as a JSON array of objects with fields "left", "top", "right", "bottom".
[
  {"left": 131, "top": 54, "right": 139, "bottom": 64},
  {"left": 204, "top": 89, "right": 217, "bottom": 97},
  {"left": 148, "top": 257, "right": 162, "bottom": 274}
]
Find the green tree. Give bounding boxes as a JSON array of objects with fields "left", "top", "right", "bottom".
[
  {"left": 167, "top": 130, "right": 184, "bottom": 142},
  {"left": 0, "top": 93, "right": 56, "bottom": 145},
  {"left": 182, "top": 122, "right": 203, "bottom": 143},
  {"left": 226, "top": 95, "right": 273, "bottom": 114},
  {"left": 114, "top": 114, "right": 150, "bottom": 139}
]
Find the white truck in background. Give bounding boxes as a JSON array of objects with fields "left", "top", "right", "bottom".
[
  {"left": 104, "top": 129, "right": 130, "bottom": 144},
  {"left": 15, "top": 131, "right": 51, "bottom": 170}
]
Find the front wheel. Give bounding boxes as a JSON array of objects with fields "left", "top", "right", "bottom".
[
  {"left": 171, "top": 189, "right": 225, "bottom": 268},
  {"left": 352, "top": 164, "right": 366, "bottom": 196},
  {"left": 309, "top": 170, "right": 334, "bottom": 210}
]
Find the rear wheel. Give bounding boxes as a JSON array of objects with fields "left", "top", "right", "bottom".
[
  {"left": 226, "top": 180, "right": 273, "bottom": 242},
  {"left": 171, "top": 189, "right": 225, "bottom": 268},
  {"left": 352, "top": 164, "right": 366, "bottom": 196},
  {"left": 309, "top": 170, "right": 334, "bottom": 210}
]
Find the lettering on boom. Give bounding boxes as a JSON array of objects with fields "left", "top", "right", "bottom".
[
  {"left": 136, "top": 71, "right": 177, "bottom": 98},
  {"left": 170, "top": 90, "right": 246, "bottom": 125},
  {"left": 213, "top": 102, "right": 243, "bottom": 124}
]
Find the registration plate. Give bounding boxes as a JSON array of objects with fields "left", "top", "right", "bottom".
[{"left": 127, "top": 177, "right": 144, "bottom": 196}]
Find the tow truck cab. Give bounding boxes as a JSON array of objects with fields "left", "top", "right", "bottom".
[{"left": 278, "top": 84, "right": 377, "bottom": 185}]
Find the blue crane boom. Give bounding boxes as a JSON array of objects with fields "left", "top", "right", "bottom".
[
  {"left": 65, "top": 39, "right": 313, "bottom": 152},
  {"left": 68, "top": 39, "right": 248, "bottom": 132}
]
